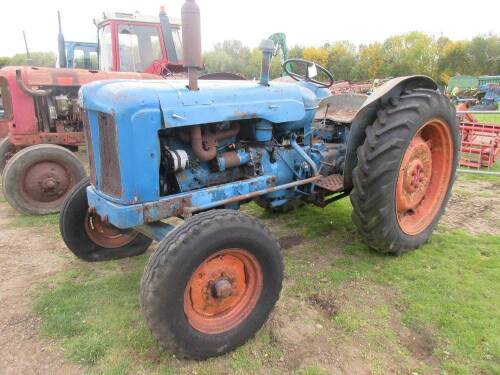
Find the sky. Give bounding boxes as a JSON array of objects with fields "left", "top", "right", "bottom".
[{"left": 1, "top": 0, "right": 499, "bottom": 57}]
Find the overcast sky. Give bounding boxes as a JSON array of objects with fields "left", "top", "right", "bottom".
[{"left": 1, "top": 0, "right": 499, "bottom": 57}]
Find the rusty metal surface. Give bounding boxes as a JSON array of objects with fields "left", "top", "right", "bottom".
[
  {"left": 2, "top": 66, "right": 158, "bottom": 87},
  {"left": 82, "top": 112, "right": 97, "bottom": 186},
  {"left": 315, "top": 94, "right": 367, "bottom": 123},
  {"left": 98, "top": 114, "right": 122, "bottom": 197},
  {"left": 143, "top": 196, "right": 191, "bottom": 223},
  {"left": 23, "top": 160, "right": 71, "bottom": 203},
  {"left": 185, "top": 175, "right": 321, "bottom": 213},
  {"left": 9, "top": 131, "right": 85, "bottom": 146},
  {"left": 315, "top": 174, "right": 344, "bottom": 192}
]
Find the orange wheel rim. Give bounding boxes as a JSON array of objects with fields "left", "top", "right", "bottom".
[
  {"left": 84, "top": 211, "right": 138, "bottom": 248},
  {"left": 396, "top": 118, "right": 453, "bottom": 235},
  {"left": 184, "top": 248, "right": 263, "bottom": 334}
]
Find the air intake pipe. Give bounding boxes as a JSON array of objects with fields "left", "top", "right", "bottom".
[
  {"left": 259, "top": 39, "right": 275, "bottom": 86},
  {"left": 181, "top": 0, "right": 202, "bottom": 90}
]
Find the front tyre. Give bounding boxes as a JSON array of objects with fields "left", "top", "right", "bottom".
[
  {"left": 350, "top": 88, "right": 459, "bottom": 254},
  {"left": 59, "top": 178, "right": 152, "bottom": 262},
  {"left": 140, "top": 209, "right": 283, "bottom": 359},
  {"left": 2, "top": 144, "right": 86, "bottom": 215}
]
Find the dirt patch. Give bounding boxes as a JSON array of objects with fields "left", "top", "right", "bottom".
[
  {"left": 278, "top": 234, "right": 305, "bottom": 249},
  {"left": 399, "top": 324, "right": 436, "bottom": 361},
  {"left": 307, "top": 293, "right": 338, "bottom": 318},
  {"left": 0, "top": 198, "right": 82, "bottom": 374},
  {"left": 441, "top": 179, "right": 500, "bottom": 235}
]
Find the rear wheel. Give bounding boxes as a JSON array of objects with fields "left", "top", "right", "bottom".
[
  {"left": 59, "top": 178, "right": 152, "bottom": 262},
  {"left": 350, "top": 89, "right": 458, "bottom": 254},
  {"left": 140, "top": 209, "right": 283, "bottom": 359},
  {"left": 0, "top": 137, "right": 16, "bottom": 174},
  {"left": 2, "top": 144, "right": 86, "bottom": 215}
]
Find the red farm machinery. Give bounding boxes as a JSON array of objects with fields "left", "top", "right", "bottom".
[
  {"left": 456, "top": 104, "right": 500, "bottom": 170},
  {"left": 0, "top": 7, "right": 184, "bottom": 215}
]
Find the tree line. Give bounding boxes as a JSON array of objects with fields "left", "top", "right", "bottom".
[
  {"left": 1, "top": 32, "right": 498, "bottom": 85},
  {"left": 203, "top": 32, "right": 500, "bottom": 85}
]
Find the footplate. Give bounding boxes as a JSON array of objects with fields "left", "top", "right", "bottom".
[{"left": 315, "top": 174, "right": 344, "bottom": 192}]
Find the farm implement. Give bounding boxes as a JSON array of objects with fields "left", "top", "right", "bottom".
[
  {"left": 60, "top": 0, "right": 459, "bottom": 360},
  {"left": 457, "top": 108, "right": 500, "bottom": 169}
]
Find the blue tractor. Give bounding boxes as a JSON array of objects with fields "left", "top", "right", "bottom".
[{"left": 60, "top": 0, "right": 459, "bottom": 359}]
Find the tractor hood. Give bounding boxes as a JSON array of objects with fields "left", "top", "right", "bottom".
[{"left": 81, "top": 78, "right": 325, "bottom": 126}]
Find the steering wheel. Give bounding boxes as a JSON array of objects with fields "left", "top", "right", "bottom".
[{"left": 283, "top": 58, "right": 334, "bottom": 88}]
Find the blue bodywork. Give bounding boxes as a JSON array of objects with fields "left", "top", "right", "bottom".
[
  {"left": 65, "top": 41, "right": 97, "bottom": 69},
  {"left": 81, "top": 78, "right": 332, "bottom": 231}
]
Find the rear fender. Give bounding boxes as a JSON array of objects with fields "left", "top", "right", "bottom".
[{"left": 343, "top": 75, "right": 438, "bottom": 190}]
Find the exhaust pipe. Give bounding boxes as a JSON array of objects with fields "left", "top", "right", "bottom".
[
  {"left": 57, "top": 11, "right": 67, "bottom": 68},
  {"left": 181, "top": 0, "right": 202, "bottom": 91}
]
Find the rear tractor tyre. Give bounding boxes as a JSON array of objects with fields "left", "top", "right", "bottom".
[
  {"left": 59, "top": 177, "right": 152, "bottom": 262},
  {"left": 350, "top": 88, "right": 459, "bottom": 254},
  {"left": 2, "top": 144, "right": 86, "bottom": 215},
  {"left": 140, "top": 209, "right": 283, "bottom": 359},
  {"left": 0, "top": 137, "right": 16, "bottom": 174}
]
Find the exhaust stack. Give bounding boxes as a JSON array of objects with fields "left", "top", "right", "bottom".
[
  {"left": 181, "top": 0, "right": 202, "bottom": 90},
  {"left": 57, "top": 11, "right": 67, "bottom": 68}
]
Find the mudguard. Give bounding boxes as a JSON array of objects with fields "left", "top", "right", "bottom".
[{"left": 343, "top": 75, "right": 438, "bottom": 190}]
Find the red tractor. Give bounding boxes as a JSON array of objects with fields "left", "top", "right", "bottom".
[{"left": 0, "top": 8, "right": 184, "bottom": 215}]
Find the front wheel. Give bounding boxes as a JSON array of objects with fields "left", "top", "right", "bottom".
[
  {"left": 140, "top": 209, "right": 283, "bottom": 359},
  {"left": 59, "top": 178, "right": 152, "bottom": 262},
  {"left": 350, "top": 88, "right": 459, "bottom": 254},
  {"left": 2, "top": 144, "right": 86, "bottom": 215}
]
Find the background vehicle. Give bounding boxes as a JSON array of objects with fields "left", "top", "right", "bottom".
[
  {"left": 0, "top": 7, "right": 183, "bottom": 215},
  {"left": 60, "top": 0, "right": 459, "bottom": 360},
  {"left": 64, "top": 41, "right": 98, "bottom": 69}
]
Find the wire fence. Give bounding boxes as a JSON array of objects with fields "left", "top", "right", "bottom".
[{"left": 456, "top": 110, "right": 500, "bottom": 176}]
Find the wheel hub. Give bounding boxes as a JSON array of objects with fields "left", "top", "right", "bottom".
[
  {"left": 84, "top": 211, "right": 138, "bottom": 248},
  {"left": 212, "top": 277, "right": 233, "bottom": 299},
  {"left": 23, "top": 161, "right": 70, "bottom": 203},
  {"left": 395, "top": 119, "right": 453, "bottom": 235},
  {"left": 184, "top": 249, "right": 263, "bottom": 334},
  {"left": 398, "top": 135, "right": 432, "bottom": 211}
]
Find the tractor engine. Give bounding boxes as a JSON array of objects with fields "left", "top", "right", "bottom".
[
  {"left": 32, "top": 88, "right": 81, "bottom": 134},
  {"left": 81, "top": 76, "right": 336, "bottom": 217}
]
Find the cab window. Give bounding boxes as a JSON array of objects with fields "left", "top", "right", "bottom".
[
  {"left": 99, "top": 25, "right": 113, "bottom": 71},
  {"left": 118, "top": 24, "right": 162, "bottom": 72}
]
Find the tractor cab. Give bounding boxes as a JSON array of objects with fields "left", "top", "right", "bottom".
[
  {"left": 95, "top": 9, "right": 184, "bottom": 75},
  {"left": 65, "top": 41, "right": 98, "bottom": 70}
]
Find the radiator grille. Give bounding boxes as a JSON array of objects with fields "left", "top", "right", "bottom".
[
  {"left": 98, "top": 113, "right": 122, "bottom": 197},
  {"left": 82, "top": 111, "right": 97, "bottom": 186}
]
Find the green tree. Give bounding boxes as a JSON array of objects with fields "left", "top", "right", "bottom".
[
  {"left": 8, "top": 52, "right": 56, "bottom": 67},
  {"left": 325, "top": 41, "right": 357, "bottom": 81}
]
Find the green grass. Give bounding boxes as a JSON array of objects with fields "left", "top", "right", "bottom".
[
  {"left": 34, "top": 199, "right": 499, "bottom": 374},
  {"left": 8, "top": 213, "right": 59, "bottom": 227},
  {"left": 474, "top": 113, "right": 500, "bottom": 124},
  {"left": 457, "top": 161, "right": 500, "bottom": 182}
]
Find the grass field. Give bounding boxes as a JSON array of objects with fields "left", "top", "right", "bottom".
[
  {"left": 473, "top": 113, "right": 500, "bottom": 124},
  {"left": 33, "top": 178, "right": 500, "bottom": 375}
]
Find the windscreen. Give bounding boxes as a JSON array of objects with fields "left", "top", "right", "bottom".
[
  {"left": 171, "top": 27, "right": 183, "bottom": 61},
  {"left": 73, "top": 48, "right": 98, "bottom": 70},
  {"left": 118, "top": 24, "right": 162, "bottom": 72},
  {"left": 99, "top": 25, "right": 113, "bottom": 71}
]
